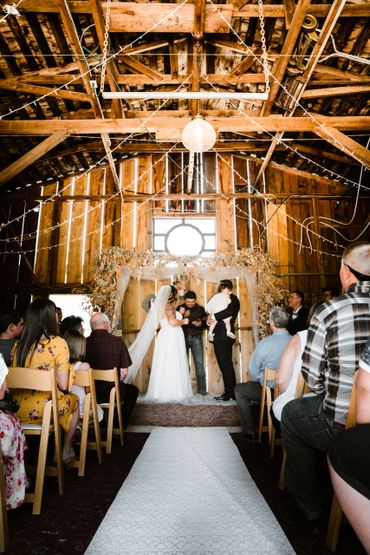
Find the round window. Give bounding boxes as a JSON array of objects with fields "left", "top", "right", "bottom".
[{"left": 166, "top": 224, "right": 204, "bottom": 256}]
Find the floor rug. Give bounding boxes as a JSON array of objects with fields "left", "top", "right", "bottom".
[{"left": 86, "top": 428, "right": 295, "bottom": 554}]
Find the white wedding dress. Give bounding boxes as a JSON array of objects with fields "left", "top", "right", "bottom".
[{"left": 145, "top": 311, "right": 193, "bottom": 402}]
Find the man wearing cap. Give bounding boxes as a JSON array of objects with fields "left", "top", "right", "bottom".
[{"left": 281, "top": 242, "right": 370, "bottom": 522}]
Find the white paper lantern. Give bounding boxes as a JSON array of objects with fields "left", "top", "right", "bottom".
[{"left": 181, "top": 116, "right": 217, "bottom": 153}]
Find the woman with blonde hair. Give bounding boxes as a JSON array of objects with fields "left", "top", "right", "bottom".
[{"left": 12, "top": 299, "right": 79, "bottom": 464}]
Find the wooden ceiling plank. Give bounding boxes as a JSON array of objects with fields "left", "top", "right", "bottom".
[
  {"left": 0, "top": 79, "right": 91, "bottom": 103},
  {"left": 313, "top": 126, "right": 370, "bottom": 168},
  {"left": 262, "top": 0, "right": 312, "bottom": 116},
  {"left": 0, "top": 130, "right": 69, "bottom": 186},
  {"left": 302, "top": 85, "right": 370, "bottom": 99}
]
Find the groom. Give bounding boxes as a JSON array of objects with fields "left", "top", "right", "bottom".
[{"left": 207, "top": 279, "right": 240, "bottom": 401}]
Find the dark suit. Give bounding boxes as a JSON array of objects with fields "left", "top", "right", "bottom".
[
  {"left": 212, "top": 293, "right": 240, "bottom": 397},
  {"left": 287, "top": 305, "right": 309, "bottom": 335}
]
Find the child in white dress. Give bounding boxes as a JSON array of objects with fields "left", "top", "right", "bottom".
[{"left": 206, "top": 290, "right": 235, "bottom": 342}]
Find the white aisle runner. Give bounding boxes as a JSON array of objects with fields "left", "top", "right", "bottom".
[{"left": 86, "top": 428, "right": 295, "bottom": 555}]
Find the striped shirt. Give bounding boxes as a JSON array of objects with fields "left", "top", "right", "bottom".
[{"left": 301, "top": 281, "right": 370, "bottom": 425}]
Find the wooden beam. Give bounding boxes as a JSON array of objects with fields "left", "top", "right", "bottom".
[
  {"left": 121, "top": 58, "right": 164, "bottom": 81},
  {"left": 262, "top": 0, "right": 311, "bottom": 116},
  {"left": 18, "top": 1, "right": 370, "bottom": 18},
  {"left": 284, "top": 0, "right": 295, "bottom": 28},
  {"left": 256, "top": 0, "right": 346, "bottom": 183},
  {"left": 116, "top": 73, "right": 267, "bottom": 86},
  {"left": 58, "top": 0, "right": 120, "bottom": 189},
  {"left": 313, "top": 126, "right": 370, "bottom": 168},
  {"left": 313, "top": 65, "right": 370, "bottom": 84},
  {"left": 1, "top": 116, "right": 369, "bottom": 136},
  {"left": 108, "top": 3, "right": 232, "bottom": 33},
  {"left": 0, "top": 80, "right": 90, "bottom": 103},
  {"left": 302, "top": 85, "right": 370, "bottom": 99},
  {"left": 0, "top": 131, "right": 69, "bottom": 186},
  {"left": 90, "top": 0, "right": 124, "bottom": 118}
]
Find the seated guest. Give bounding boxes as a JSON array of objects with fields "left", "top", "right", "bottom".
[
  {"left": 85, "top": 313, "right": 138, "bottom": 429},
  {"left": 321, "top": 286, "right": 339, "bottom": 302},
  {"left": 287, "top": 290, "right": 309, "bottom": 335},
  {"left": 328, "top": 337, "right": 370, "bottom": 553},
  {"left": 272, "top": 302, "right": 323, "bottom": 422},
  {"left": 11, "top": 299, "right": 79, "bottom": 464},
  {"left": 0, "top": 356, "right": 27, "bottom": 509},
  {"left": 64, "top": 329, "right": 103, "bottom": 421},
  {"left": 281, "top": 242, "right": 370, "bottom": 522},
  {"left": 234, "top": 307, "right": 291, "bottom": 439},
  {"left": 60, "top": 315, "right": 85, "bottom": 337},
  {"left": 0, "top": 312, "right": 24, "bottom": 365}
]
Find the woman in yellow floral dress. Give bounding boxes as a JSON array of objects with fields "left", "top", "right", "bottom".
[{"left": 11, "top": 299, "right": 79, "bottom": 463}]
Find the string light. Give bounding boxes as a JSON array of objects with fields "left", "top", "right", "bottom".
[{"left": 206, "top": 0, "right": 370, "bottom": 171}]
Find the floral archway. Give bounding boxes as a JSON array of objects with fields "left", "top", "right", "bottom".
[{"left": 89, "top": 247, "right": 288, "bottom": 340}]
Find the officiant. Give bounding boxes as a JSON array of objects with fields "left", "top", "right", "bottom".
[{"left": 177, "top": 291, "right": 207, "bottom": 395}]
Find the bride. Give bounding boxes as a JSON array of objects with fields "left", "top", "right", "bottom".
[{"left": 127, "top": 285, "right": 193, "bottom": 402}]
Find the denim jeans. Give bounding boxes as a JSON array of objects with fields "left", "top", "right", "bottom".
[
  {"left": 185, "top": 335, "right": 206, "bottom": 393},
  {"left": 281, "top": 394, "right": 339, "bottom": 520}
]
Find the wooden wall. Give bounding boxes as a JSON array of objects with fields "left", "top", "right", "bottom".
[{"left": 0, "top": 153, "right": 368, "bottom": 392}]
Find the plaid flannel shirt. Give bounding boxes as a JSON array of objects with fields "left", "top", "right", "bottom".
[{"left": 301, "top": 281, "right": 370, "bottom": 425}]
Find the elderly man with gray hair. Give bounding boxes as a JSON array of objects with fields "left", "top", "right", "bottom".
[
  {"left": 281, "top": 242, "right": 370, "bottom": 522},
  {"left": 235, "top": 306, "right": 291, "bottom": 440},
  {"left": 85, "top": 312, "right": 138, "bottom": 429}
]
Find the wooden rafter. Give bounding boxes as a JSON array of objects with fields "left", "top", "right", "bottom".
[
  {"left": 57, "top": 0, "right": 120, "bottom": 189},
  {"left": 313, "top": 126, "right": 370, "bottom": 168},
  {"left": 302, "top": 85, "right": 370, "bottom": 99},
  {"left": 0, "top": 131, "right": 69, "bottom": 186},
  {"left": 0, "top": 79, "right": 90, "bottom": 103},
  {"left": 255, "top": 0, "right": 347, "bottom": 185},
  {"left": 262, "top": 0, "right": 311, "bottom": 116}
]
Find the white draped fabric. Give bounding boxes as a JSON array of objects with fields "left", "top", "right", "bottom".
[{"left": 113, "top": 265, "right": 259, "bottom": 383}]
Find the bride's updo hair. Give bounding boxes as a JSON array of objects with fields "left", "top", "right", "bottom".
[{"left": 167, "top": 285, "right": 178, "bottom": 303}]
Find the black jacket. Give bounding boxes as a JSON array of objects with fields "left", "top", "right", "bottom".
[{"left": 287, "top": 305, "right": 309, "bottom": 335}]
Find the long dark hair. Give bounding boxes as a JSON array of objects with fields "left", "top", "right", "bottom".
[{"left": 16, "top": 299, "right": 59, "bottom": 367}]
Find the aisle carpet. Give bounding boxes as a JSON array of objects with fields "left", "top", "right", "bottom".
[{"left": 86, "top": 428, "right": 295, "bottom": 554}]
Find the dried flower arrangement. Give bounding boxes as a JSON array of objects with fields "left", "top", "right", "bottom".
[{"left": 88, "top": 247, "right": 288, "bottom": 337}]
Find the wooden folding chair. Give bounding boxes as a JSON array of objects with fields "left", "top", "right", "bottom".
[
  {"left": 91, "top": 368, "right": 124, "bottom": 454},
  {"left": 0, "top": 442, "right": 8, "bottom": 553},
  {"left": 278, "top": 372, "right": 310, "bottom": 490},
  {"left": 257, "top": 367, "right": 278, "bottom": 446},
  {"left": 70, "top": 368, "right": 103, "bottom": 476},
  {"left": 325, "top": 381, "right": 357, "bottom": 552},
  {"left": 7, "top": 367, "right": 64, "bottom": 515}
]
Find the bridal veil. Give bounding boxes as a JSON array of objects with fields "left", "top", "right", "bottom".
[{"left": 126, "top": 285, "right": 171, "bottom": 383}]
